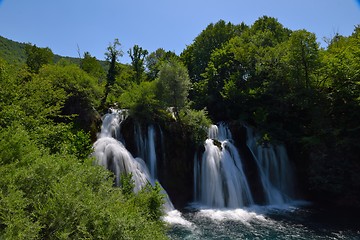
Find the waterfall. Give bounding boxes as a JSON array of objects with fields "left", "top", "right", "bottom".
[
  {"left": 93, "top": 137, "right": 150, "bottom": 192},
  {"left": 92, "top": 109, "right": 174, "bottom": 210},
  {"left": 93, "top": 110, "right": 151, "bottom": 191},
  {"left": 195, "top": 123, "right": 254, "bottom": 208},
  {"left": 98, "top": 109, "right": 122, "bottom": 139},
  {"left": 246, "top": 127, "right": 294, "bottom": 205},
  {"left": 134, "top": 124, "right": 157, "bottom": 180},
  {"left": 94, "top": 109, "right": 296, "bottom": 214},
  {"left": 147, "top": 126, "right": 157, "bottom": 179}
]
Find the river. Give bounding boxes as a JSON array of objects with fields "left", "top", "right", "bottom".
[{"left": 167, "top": 204, "right": 360, "bottom": 239}]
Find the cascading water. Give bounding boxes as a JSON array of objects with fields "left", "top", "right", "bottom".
[
  {"left": 98, "top": 108, "right": 124, "bottom": 139},
  {"left": 194, "top": 123, "right": 254, "bottom": 208},
  {"left": 92, "top": 109, "right": 193, "bottom": 226},
  {"left": 93, "top": 109, "right": 151, "bottom": 191},
  {"left": 134, "top": 124, "right": 157, "bottom": 180},
  {"left": 169, "top": 124, "right": 356, "bottom": 240},
  {"left": 246, "top": 127, "right": 294, "bottom": 205},
  {"left": 93, "top": 109, "right": 170, "bottom": 202}
]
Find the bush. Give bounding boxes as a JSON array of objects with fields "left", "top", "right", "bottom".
[
  {"left": 118, "top": 81, "right": 163, "bottom": 120},
  {"left": 0, "top": 125, "right": 167, "bottom": 239},
  {"left": 179, "top": 108, "right": 212, "bottom": 145}
]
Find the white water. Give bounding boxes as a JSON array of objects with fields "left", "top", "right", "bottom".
[
  {"left": 147, "top": 126, "right": 157, "bottom": 179},
  {"left": 246, "top": 127, "right": 294, "bottom": 205},
  {"left": 135, "top": 124, "right": 158, "bottom": 180},
  {"left": 93, "top": 110, "right": 150, "bottom": 191},
  {"left": 93, "top": 111, "right": 299, "bottom": 229},
  {"left": 92, "top": 109, "right": 192, "bottom": 227},
  {"left": 195, "top": 207, "right": 267, "bottom": 223},
  {"left": 98, "top": 108, "right": 123, "bottom": 139},
  {"left": 168, "top": 202, "right": 360, "bottom": 240},
  {"left": 93, "top": 137, "right": 150, "bottom": 192},
  {"left": 194, "top": 123, "right": 254, "bottom": 208}
]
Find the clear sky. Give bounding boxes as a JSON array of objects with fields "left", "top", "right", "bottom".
[{"left": 0, "top": 0, "right": 359, "bottom": 63}]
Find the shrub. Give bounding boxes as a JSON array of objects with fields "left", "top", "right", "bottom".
[
  {"left": 0, "top": 125, "right": 167, "bottom": 239},
  {"left": 179, "top": 108, "right": 212, "bottom": 145}
]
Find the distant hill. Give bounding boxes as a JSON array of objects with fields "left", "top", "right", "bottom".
[
  {"left": 0, "top": 35, "right": 27, "bottom": 64},
  {"left": 0, "top": 35, "right": 106, "bottom": 68}
]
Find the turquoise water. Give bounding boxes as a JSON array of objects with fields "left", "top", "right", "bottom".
[{"left": 167, "top": 205, "right": 360, "bottom": 239}]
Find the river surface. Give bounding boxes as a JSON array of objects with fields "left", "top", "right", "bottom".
[{"left": 167, "top": 203, "right": 360, "bottom": 239}]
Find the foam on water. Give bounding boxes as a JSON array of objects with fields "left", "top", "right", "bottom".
[
  {"left": 163, "top": 210, "right": 195, "bottom": 228},
  {"left": 196, "top": 208, "right": 267, "bottom": 223}
]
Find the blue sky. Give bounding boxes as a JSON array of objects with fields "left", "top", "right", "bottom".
[{"left": 0, "top": 0, "right": 359, "bottom": 63}]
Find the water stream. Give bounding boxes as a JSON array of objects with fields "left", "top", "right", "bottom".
[
  {"left": 246, "top": 127, "right": 295, "bottom": 205},
  {"left": 92, "top": 113, "right": 359, "bottom": 239},
  {"left": 92, "top": 109, "right": 189, "bottom": 224},
  {"left": 167, "top": 204, "right": 360, "bottom": 239},
  {"left": 194, "top": 123, "right": 253, "bottom": 208}
]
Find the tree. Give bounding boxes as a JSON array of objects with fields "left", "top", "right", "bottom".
[
  {"left": 157, "top": 59, "right": 191, "bottom": 121},
  {"left": 118, "top": 80, "right": 160, "bottom": 120},
  {"left": 250, "top": 16, "right": 291, "bottom": 46},
  {"left": 103, "top": 38, "right": 123, "bottom": 108},
  {"left": 0, "top": 125, "right": 167, "bottom": 239},
  {"left": 146, "top": 48, "right": 178, "bottom": 80},
  {"left": 0, "top": 55, "right": 168, "bottom": 239},
  {"left": 80, "top": 51, "right": 105, "bottom": 80},
  {"left": 38, "top": 64, "right": 103, "bottom": 133},
  {"left": 283, "top": 30, "right": 320, "bottom": 88},
  {"left": 128, "top": 45, "right": 148, "bottom": 83},
  {"left": 181, "top": 20, "right": 247, "bottom": 82},
  {"left": 25, "top": 44, "right": 54, "bottom": 73}
]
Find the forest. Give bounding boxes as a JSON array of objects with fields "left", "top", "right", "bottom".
[{"left": 0, "top": 16, "right": 359, "bottom": 239}]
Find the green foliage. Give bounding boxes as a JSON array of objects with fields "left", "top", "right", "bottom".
[
  {"left": 178, "top": 16, "right": 360, "bottom": 206},
  {"left": 188, "top": 17, "right": 292, "bottom": 121},
  {"left": 0, "top": 36, "right": 87, "bottom": 66},
  {"left": 282, "top": 30, "right": 320, "bottom": 88},
  {"left": 39, "top": 64, "right": 102, "bottom": 106},
  {"left": 157, "top": 59, "right": 191, "bottom": 120},
  {"left": 0, "top": 36, "right": 27, "bottom": 64},
  {"left": 0, "top": 187, "right": 42, "bottom": 240},
  {"left": 67, "top": 130, "right": 93, "bottom": 160},
  {"left": 19, "top": 72, "right": 67, "bottom": 120},
  {"left": 0, "top": 51, "right": 167, "bottom": 238},
  {"left": 80, "top": 51, "right": 106, "bottom": 80},
  {"left": 105, "top": 64, "right": 136, "bottom": 105},
  {"left": 103, "top": 39, "right": 123, "bottom": 109},
  {"left": 38, "top": 64, "right": 103, "bottom": 132},
  {"left": 34, "top": 123, "right": 92, "bottom": 158},
  {"left": 146, "top": 48, "right": 178, "bottom": 80},
  {"left": 132, "top": 182, "right": 165, "bottom": 221},
  {"left": 199, "top": 36, "right": 250, "bottom": 119},
  {"left": 119, "top": 80, "right": 162, "bottom": 120},
  {"left": 0, "top": 124, "right": 167, "bottom": 239},
  {"left": 120, "top": 173, "right": 135, "bottom": 199},
  {"left": 181, "top": 20, "right": 247, "bottom": 82},
  {"left": 0, "top": 59, "right": 21, "bottom": 113},
  {"left": 128, "top": 44, "right": 149, "bottom": 83},
  {"left": 0, "top": 124, "right": 40, "bottom": 166},
  {"left": 250, "top": 16, "right": 291, "bottom": 45},
  {"left": 179, "top": 108, "right": 212, "bottom": 145},
  {"left": 25, "top": 44, "right": 54, "bottom": 73}
]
